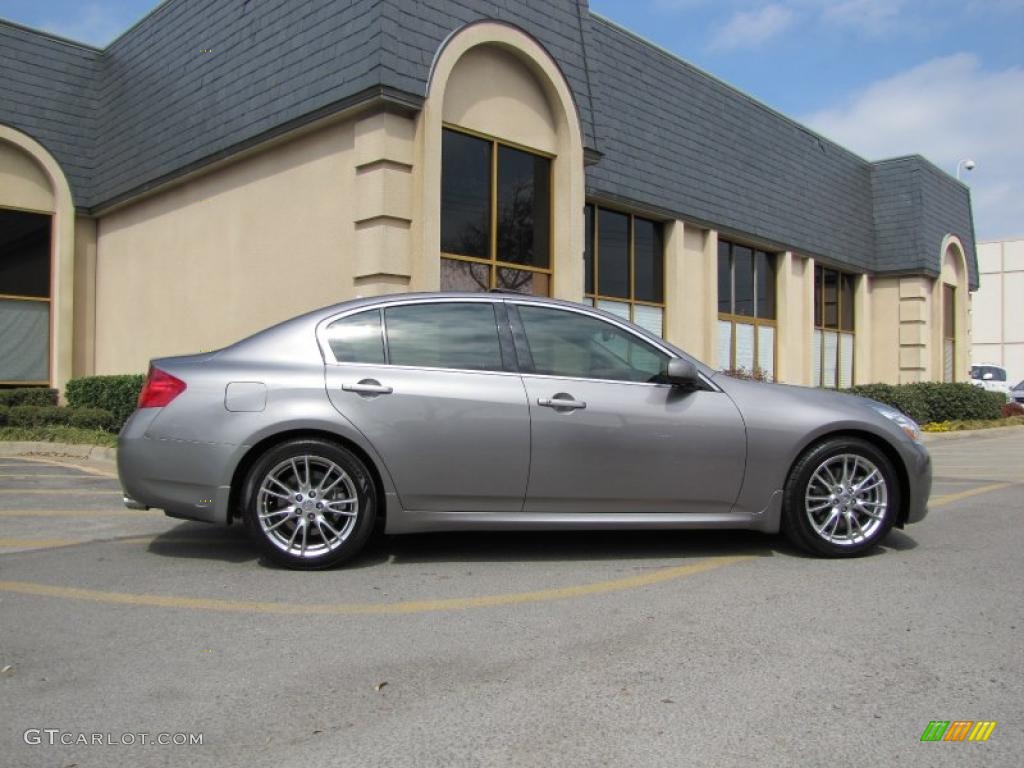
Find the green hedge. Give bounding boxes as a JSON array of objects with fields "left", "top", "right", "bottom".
[
  {"left": 0, "top": 404, "right": 116, "bottom": 431},
  {"left": 68, "top": 407, "right": 117, "bottom": 431},
  {"left": 5, "top": 405, "right": 70, "bottom": 428},
  {"left": 0, "top": 387, "right": 59, "bottom": 407},
  {"left": 844, "top": 382, "right": 1004, "bottom": 424},
  {"left": 65, "top": 374, "right": 145, "bottom": 429}
]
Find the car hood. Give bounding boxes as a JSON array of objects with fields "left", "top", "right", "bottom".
[{"left": 709, "top": 373, "right": 917, "bottom": 446}]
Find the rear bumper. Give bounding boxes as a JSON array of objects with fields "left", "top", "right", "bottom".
[
  {"left": 117, "top": 409, "right": 236, "bottom": 525},
  {"left": 903, "top": 440, "right": 932, "bottom": 525}
]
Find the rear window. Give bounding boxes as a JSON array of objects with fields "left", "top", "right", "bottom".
[{"left": 325, "top": 309, "right": 385, "bottom": 364}]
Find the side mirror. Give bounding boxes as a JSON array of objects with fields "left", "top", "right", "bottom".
[
  {"left": 983, "top": 372, "right": 994, "bottom": 380},
  {"left": 667, "top": 358, "right": 701, "bottom": 389}
]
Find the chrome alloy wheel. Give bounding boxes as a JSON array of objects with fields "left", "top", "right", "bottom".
[
  {"left": 804, "top": 453, "right": 888, "bottom": 547},
  {"left": 256, "top": 455, "right": 359, "bottom": 558}
]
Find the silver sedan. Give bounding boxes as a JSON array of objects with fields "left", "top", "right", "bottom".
[{"left": 118, "top": 293, "right": 931, "bottom": 568}]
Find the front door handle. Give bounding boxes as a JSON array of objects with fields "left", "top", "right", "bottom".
[
  {"left": 342, "top": 379, "right": 393, "bottom": 396},
  {"left": 537, "top": 395, "right": 587, "bottom": 411}
]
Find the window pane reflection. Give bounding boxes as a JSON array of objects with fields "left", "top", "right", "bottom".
[
  {"left": 733, "top": 246, "right": 754, "bottom": 317},
  {"left": 496, "top": 146, "right": 550, "bottom": 268},
  {"left": 598, "top": 209, "right": 629, "bottom": 299},
  {"left": 496, "top": 267, "right": 548, "bottom": 296},
  {"left": 634, "top": 218, "right": 663, "bottom": 303},
  {"left": 440, "top": 258, "right": 490, "bottom": 292},
  {"left": 441, "top": 130, "right": 490, "bottom": 259}
]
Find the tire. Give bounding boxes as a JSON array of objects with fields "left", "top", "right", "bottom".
[
  {"left": 242, "top": 438, "right": 377, "bottom": 569},
  {"left": 781, "top": 437, "right": 899, "bottom": 557}
]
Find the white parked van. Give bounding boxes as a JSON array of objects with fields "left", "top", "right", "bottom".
[{"left": 969, "top": 363, "right": 1011, "bottom": 399}]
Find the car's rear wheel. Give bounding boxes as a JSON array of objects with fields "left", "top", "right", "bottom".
[
  {"left": 782, "top": 437, "right": 899, "bottom": 557},
  {"left": 242, "top": 438, "right": 376, "bottom": 569}
]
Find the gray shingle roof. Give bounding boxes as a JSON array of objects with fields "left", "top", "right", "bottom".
[
  {"left": 0, "top": 0, "right": 976, "bottom": 287},
  {"left": 871, "top": 156, "right": 977, "bottom": 287},
  {"left": 0, "top": 22, "right": 100, "bottom": 202}
]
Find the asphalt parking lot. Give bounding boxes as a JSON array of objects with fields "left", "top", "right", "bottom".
[{"left": 1, "top": 431, "right": 1022, "bottom": 767}]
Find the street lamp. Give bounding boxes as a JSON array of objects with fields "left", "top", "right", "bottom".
[{"left": 956, "top": 158, "right": 976, "bottom": 180}]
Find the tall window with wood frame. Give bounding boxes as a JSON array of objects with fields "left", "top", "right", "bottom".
[
  {"left": 440, "top": 127, "right": 552, "bottom": 295},
  {"left": 943, "top": 284, "right": 955, "bottom": 382},
  {"left": 0, "top": 209, "right": 51, "bottom": 385},
  {"left": 583, "top": 204, "right": 665, "bottom": 336},
  {"left": 813, "top": 266, "right": 856, "bottom": 388},
  {"left": 717, "top": 240, "right": 776, "bottom": 379}
]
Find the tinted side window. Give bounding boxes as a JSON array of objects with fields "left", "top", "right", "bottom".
[
  {"left": 325, "top": 309, "right": 385, "bottom": 364},
  {"left": 385, "top": 302, "right": 502, "bottom": 372},
  {"left": 517, "top": 305, "right": 669, "bottom": 383}
]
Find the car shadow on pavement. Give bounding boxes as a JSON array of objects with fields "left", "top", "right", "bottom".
[
  {"left": 145, "top": 522, "right": 259, "bottom": 564},
  {"left": 369, "top": 529, "right": 779, "bottom": 566},
  {"left": 144, "top": 522, "right": 918, "bottom": 569}
]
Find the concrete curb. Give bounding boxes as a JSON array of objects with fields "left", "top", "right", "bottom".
[
  {"left": 922, "top": 424, "right": 1024, "bottom": 443},
  {"left": 0, "top": 441, "right": 117, "bottom": 463}
]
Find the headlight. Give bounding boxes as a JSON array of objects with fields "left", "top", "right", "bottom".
[{"left": 871, "top": 404, "right": 922, "bottom": 443}]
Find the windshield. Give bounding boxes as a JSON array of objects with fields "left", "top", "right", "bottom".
[{"left": 970, "top": 365, "right": 1007, "bottom": 382}]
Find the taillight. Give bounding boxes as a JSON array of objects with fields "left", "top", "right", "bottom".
[{"left": 137, "top": 366, "right": 187, "bottom": 409}]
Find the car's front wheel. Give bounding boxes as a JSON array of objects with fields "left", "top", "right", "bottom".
[
  {"left": 782, "top": 437, "right": 899, "bottom": 557},
  {"left": 242, "top": 438, "right": 377, "bottom": 569}
]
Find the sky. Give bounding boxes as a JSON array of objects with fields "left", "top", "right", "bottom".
[{"left": 2, "top": 0, "right": 1022, "bottom": 239}]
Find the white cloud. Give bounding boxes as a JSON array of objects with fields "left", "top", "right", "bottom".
[
  {"left": 707, "top": 4, "right": 796, "bottom": 51},
  {"left": 651, "top": 0, "right": 712, "bottom": 9},
  {"left": 820, "top": 0, "right": 904, "bottom": 34},
  {"left": 42, "top": 3, "right": 126, "bottom": 46},
  {"left": 802, "top": 54, "right": 1024, "bottom": 238}
]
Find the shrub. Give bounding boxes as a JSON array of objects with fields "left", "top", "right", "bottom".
[
  {"left": 6, "top": 405, "right": 72, "bottom": 428},
  {"left": 1002, "top": 402, "right": 1024, "bottom": 418},
  {"left": 65, "top": 374, "right": 145, "bottom": 428},
  {"left": 0, "top": 387, "right": 59, "bottom": 407},
  {"left": 723, "top": 367, "right": 772, "bottom": 383},
  {"left": 910, "top": 382, "right": 1003, "bottom": 423},
  {"left": 844, "top": 382, "right": 1003, "bottom": 424},
  {"left": 68, "top": 407, "right": 116, "bottom": 431},
  {"left": 0, "top": 406, "right": 8, "bottom": 427},
  {"left": 843, "top": 383, "right": 928, "bottom": 423}
]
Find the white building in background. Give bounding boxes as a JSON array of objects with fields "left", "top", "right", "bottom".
[{"left": 972, "top": 238, "right": 1024, "bottom": 383}]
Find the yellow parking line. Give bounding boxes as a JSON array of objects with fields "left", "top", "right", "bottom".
[
  {"left": 0, "top": 509, "right": 149, "bottom": 517},
  {"left": 0, "top": 473, "right": 97, "bottom": 479},
  {"left": 0, "top": 489, "right": 120, "bottom": 495},
  {"left": 9, "top": 457, "right": 119, "bottom": 479},
  {"left": 0, "top": 538, "right": 84, "bottom": 548},
  {"left": 0, "top": 555, "right": 753, "bottom": 615},
  {"left": 930, "top": 482, "right": 1012, "bottom": 508}
]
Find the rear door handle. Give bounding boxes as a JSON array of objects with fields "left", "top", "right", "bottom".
[
  {"left": 537, "top": 396, "right": 587, "bottom": 411},
  {"left": 342, "top": 380, "right": 393, "bottom": 396}
]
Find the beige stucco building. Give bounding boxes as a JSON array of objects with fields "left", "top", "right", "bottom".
[
  {"left": 0, "top": 2, "right": 978, "bottom": 393},
  {"left": 971, "top": 237, "right": 1024, "bottom": 383}
]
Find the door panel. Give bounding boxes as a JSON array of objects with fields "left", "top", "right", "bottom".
[
  {"left": 326, "top": 365, "right": 530, "bottom": 512},
  {"left": 522, "top": 377, "right": 747, "bottom": 514}
]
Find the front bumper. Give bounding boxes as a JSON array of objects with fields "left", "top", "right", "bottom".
[
  {"left": 902, "top": 440, "right": 932, "bottom": 525},
  {"left": 117, "top": 409, "right": 236, "bottom": 525}
]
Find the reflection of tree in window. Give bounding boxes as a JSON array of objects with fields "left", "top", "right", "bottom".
[{"left": 440, "top": 128, "right": 551, "bottom": 295}]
